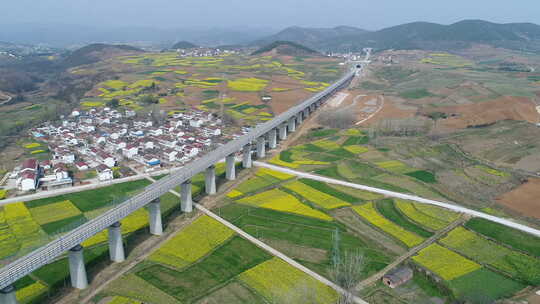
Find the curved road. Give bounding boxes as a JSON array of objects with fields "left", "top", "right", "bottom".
[{"left": 253, "top": 162, "right": 540, "bottom": 238}]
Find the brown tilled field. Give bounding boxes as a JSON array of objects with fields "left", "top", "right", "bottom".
[
  {"left": 428, "top": 96, "right": 539, "bottom": 129},
  {"left": 497, "top": 178, "right": 540, "bottom": 219}
]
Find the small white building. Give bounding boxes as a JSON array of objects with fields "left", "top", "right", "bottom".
[
  {"left": 96, "top": 165, "right": 114, "bottom": 181},
  {"left": 75, "top": 161, "right": 89, "bottom": 171},
  {"left": 123, "top": 145, "right": 139, "bottom": 158},
  {"left": 190, "top": 119, "right": 204, "bottom": 128}
]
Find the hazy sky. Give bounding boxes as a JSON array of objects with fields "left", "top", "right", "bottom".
[{"left": 5, "top": 0, "right": 540, "bottom": 30}]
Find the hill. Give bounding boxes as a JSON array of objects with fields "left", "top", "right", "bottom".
[
  {"left": 61, "top": 43, "right": 143, "bottom": 68},
  {"left": 252, "top": 25, "right": 368, "bottom": 50},
  {"left": 171, "top": 41, "right": 199, "bottom": 49},
  {"left": 251, "top": 41, "right": 319, "bottom": 56},
  {"left": 321, "top": 20, "right": 540, "bottom": 52}
]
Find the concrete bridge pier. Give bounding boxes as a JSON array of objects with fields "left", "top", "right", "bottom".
[
  {"left": 205, "top": 165, "right": 216, "bottom": 195},
  {"left": 242, "top": 145, "right": 252, "bottom": 168},
  {"left": 181, "top": 180, "right": 193, "bottom": 213},
  {"left": 148, "top": 198, "right": 163, "bottom": 236},
  {"left": 108, "top": 222, "right": 125, "bottom": 262},
  {"left": 256, "top": 137, "right": 266, "bottom": 159},
  {"left": 287, "top": 117, "right": 296, "bottom": 133},
  {"left": 68, "top": 245, "right": 88, "bottom": 289},
  {"left": 278, "top": 124, "right": 287, "bottom": 141},
  {"left": 0, "top": 285, "right": 17, "bottom": 304},
  {"left": 296, "top": 113, "right": 303, "bottom": 125},
  {"left": 268, "top": 129, "right": 277, "bottom": 149},
  {"left": 303, "top": 108, "right": 310, "bottom": 118},
  {"left": 225, "top": 154, "right": 236, "bottom": 180}
]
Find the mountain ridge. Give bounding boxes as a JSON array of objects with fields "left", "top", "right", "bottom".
[{"left": 256, "top": 20, "right": 540, "bottom": 52}]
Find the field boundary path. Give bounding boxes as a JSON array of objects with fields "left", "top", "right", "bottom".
[
  {"left": 355, "top": 215, "right": 469, "bottom": 290},
  {"left": 253, "top": 162, "right": 540, "bottom": 237}
]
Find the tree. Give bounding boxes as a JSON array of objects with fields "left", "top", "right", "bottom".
[
  {"left": 318, "top": 108, "right": 357, "bottom": 129},
  {"left": 138, "top": 94, "right": 158, "bottom": 105},
  {"left": 107, "top": 98, "right": 120, "bottom": 108},
  {"left": 328, "top": 241, "right": 365, "bottom": 304}
]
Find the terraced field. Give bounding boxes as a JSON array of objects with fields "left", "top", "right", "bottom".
[{"left": 74, "top": 52, "right": 344, "bottom": 126}]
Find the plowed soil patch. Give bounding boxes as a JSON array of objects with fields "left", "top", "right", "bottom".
[
  {"left": 497, "top": 178, "right": 540, "bottom": 219},
  {"left": 358, "top": 96, "right": 416, "bottom": 125},
  {"left": 430, "top": 96, "right": 537, "bottom": 129}
]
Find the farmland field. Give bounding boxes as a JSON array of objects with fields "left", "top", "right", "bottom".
[
  {"left": 395, "top": 199, "right": 456, "bottom": 231},
  {"left": 239, "top": 257, "right": 338, "bottom": 304},
  {"left": 448, "top": 268, "right": 525, "bottom": 300},
  {"left": 148, "top": 215, "right": 235, "bottom": 269},
  {"left": 412, "top": 243, "right": 481, "bottom": 281},
  {"left": 216, "top": 203, "right": 392, "bottom": 279},
  {"left": 464, "top": 218, "right": 540, "bottom": 257},
  {"left": 135, "top": 237, "right": 271, "bottom": 302},
  {"left": 440, "top": 227, "right": 540, "bottom": 284},
  {"left": 282, "top": 180, "right": 351, "bottom": 209},
  {"left": 352, "top": 202, "right": 425, "bottom": 248},
  {"left": 235, "top": 188, "right": 333, "bottom": 221}
]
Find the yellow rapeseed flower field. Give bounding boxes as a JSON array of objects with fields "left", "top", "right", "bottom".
[
  {"left": 0, "top": 209, "right": 19, "bottom": 259},
  {"left": 255, "top": 168, "right": 295, "bottom": 180},
  {"left": 343, "top": 145, "right": 369, "bottom": 154},
  {"left": 268, "top": 155, "right": 299, "bottom": 168},
  {"left": 352, "top": 202, "right": 424, "bottom": 247},
  {"left": 282, "top": 181, "right": 350, "bottom": 209},
  {"left": 237, "top": 189, "right": 332, "bottom": 221},
  {"left": 227, "top": 78, "right": 268, "bottom": 92},
  {"left": 312, "top": 139, "right": 340, "bottom": 151},
  {"left": 23, "top": 143, "right": 41, "bottom": 149},
  {"left": 83, "top": 209, "right": 148, "bottom": 247},
  {"left": 15, "top": 281, "right": 47, "bottom": 302},
  {"left": 412, "top": 243, "right": 481, "bottom": 281},
  {"left": 101, "top": 80, "right": 128, "bottom": 90},
  {"left": 149, "top": 215, "right": 235, "bottom": 269},
  {"left": 226, "top": 189, "right": 243, "bottom": 199},
  {"left": 4, "top": 202, "right": 48, "bottom": 250},
  {"left": 239, "top": 257, "right": 339, "bottom": 304},
  {"left": 29, "top": 200, "right": 81, "bottom": 225},
  {"left": 395, "top": 200, "right": 449, "bottom": 230}
]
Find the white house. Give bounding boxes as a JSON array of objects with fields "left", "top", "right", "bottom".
[
  {"left": 123, "top": 144, "right": 139, "bottom": 158},
  {"left": 54, "top": 150, "right": 75, "bottom": 164},
  {"left": 18, "top": 172, "right": 38, "bottom": 191},
  {"left": 75, "top": 161, "right": 89, "bottom": 171},
  {"left": 17, "top": 159, "right": 39, "bottom": 191},
  {"left": 98, "top": 153, "right": 116, "bottom": 168},
  {"left": 162, "top": 149, "right": 178, "bottom": 162},
  {"left": 190, "top": 119, "right": 204, "bottom": 128},
  {"left": 96, "top": 165, "right": 114, "bottom": 181}
]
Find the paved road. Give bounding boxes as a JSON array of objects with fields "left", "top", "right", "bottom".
[
  {"left": 253, "top": 162, "right": 540, "bottom": 238},
  {"left": 0, "top": 167, "right": 185, "bottom": 206}
]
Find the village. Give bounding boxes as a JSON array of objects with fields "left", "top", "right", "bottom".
[{"left": 6, "top": 106, "right": 243, "bottom": 195}]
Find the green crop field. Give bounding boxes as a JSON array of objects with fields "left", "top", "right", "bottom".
[
  {"left": 375, "top": 199, "right": 433, "bottom": 238},
  {"left": 135, "top": 237, "right": 271, "bottom": 302},
  {"left": 448, "top": 268, "right": 525, "bottom": 300},
  {"left": 440, "top": 227, "right": 540, "bottom": 284},
  {"left": 465, "top": 218, "right": 540, "bottom": 257},
  {"left": 216, "top": 203, "right": 392, "bottom": 279}
]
